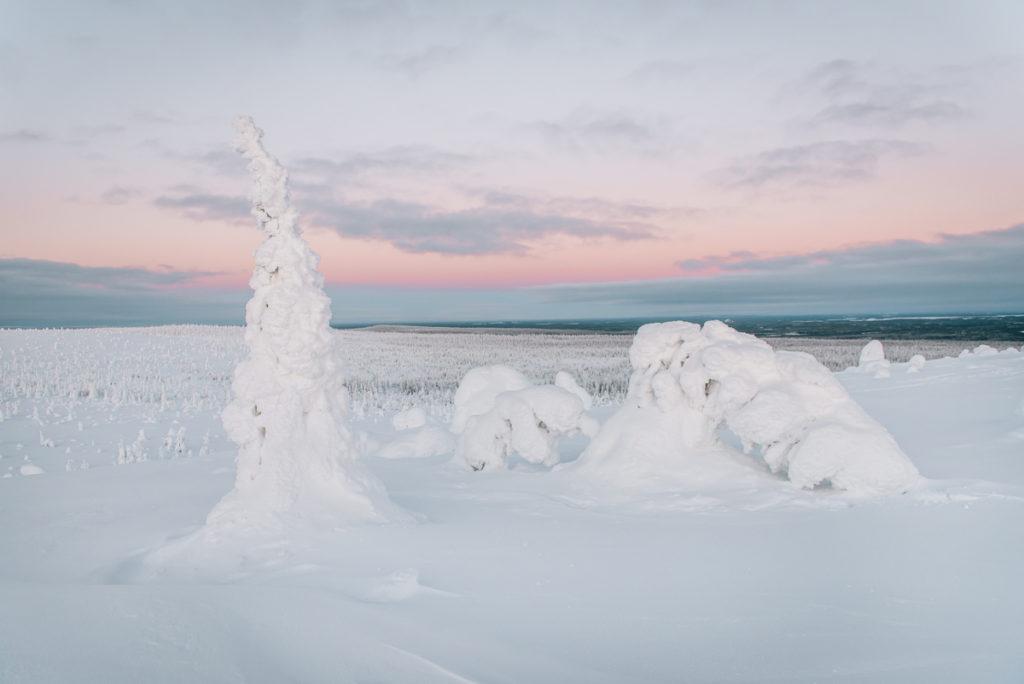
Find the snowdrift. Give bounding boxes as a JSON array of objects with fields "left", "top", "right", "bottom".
[{"left": 577, "top": 321, "right": 920, "bottom": 495}]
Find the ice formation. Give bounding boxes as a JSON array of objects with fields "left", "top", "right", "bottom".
[
  {"left": 452, "top": 366, "right": 598, "bottom": 471},
  {"left": 209, "top": 116, "right": 393, "bottom": 525},
  {"left": 580, "top": 321, "right": 919, "bottom": 495}
]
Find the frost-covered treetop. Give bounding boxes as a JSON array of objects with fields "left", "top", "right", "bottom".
[
  {"left": 231, "top": 116, "right": 335, "bottom": 385},
  {"left": 233, "top": 115, "right": 299, "bottom": 239}
]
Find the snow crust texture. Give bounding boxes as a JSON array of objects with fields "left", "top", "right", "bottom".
[
  {"left": 581, "top": 321, "right": 920, "bottom": 495},
  {"left": 453, "top": 366, "right": 597, "bottom": 470},
  {"left": 211, "top": 117, "right": 392, "bottom": 525}
]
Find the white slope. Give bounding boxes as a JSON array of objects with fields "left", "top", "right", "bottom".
[{"left": 0, "top": 328, "right": 1022, "bottom": 683}]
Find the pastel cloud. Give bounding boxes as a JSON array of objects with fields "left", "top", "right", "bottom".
[
  {"left": 302, "top": 195, "right": 653, "bottom": 256},
  {"left": 527, "top": 110, "right": 682, "bottom": 157},
  {"left": 152, "top": 187, "right": 251, "bottom": 224},
  {"left": 4, "top": 225, "right": 1020, "bottom": 326},
  {"left": 716, "top": 139, "right": 925, "bottom": 189},
  {"left": 0, "top": 259, "right": 239, "bottom": 326},
  {"left": 151, "top": 182, "right": 658, "bottom": 257},
  {"left": 802, "top": 59, "right": 969, "bottom": 129},
  {"left": 536, "top": 224, "right": 1024, "bottom": 316}
]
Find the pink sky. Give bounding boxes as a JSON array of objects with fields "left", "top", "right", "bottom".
[{"left": 2, "top": 1, "right": 1022, "bottom": 323}]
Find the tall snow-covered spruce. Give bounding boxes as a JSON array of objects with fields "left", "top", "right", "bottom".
[{"left": 208, "top": 116, "right": 393, "bottom": 526}]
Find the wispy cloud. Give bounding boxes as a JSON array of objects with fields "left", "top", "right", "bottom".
[
  {"left": 801, "top": 59, "right": 969, "bottom": 129},
  {"left": 294, "top": 146, "right": 474, "bottom": 180},
  {"left": 380, "top": 45, "right": 461, "bottom": 78},
  {"left": 625, "top": 59, "right": 693, "bottom": 83},
  {"left": 152, "top": 180, "right": 662, "bottom": 256},
  {"left": 152, "top": 186, "right": 250, "bottom": 224},
  {"left": 0, "top": 258, "right": 222, "bottom": 292},
  {"left": 0, "top": 259, "right": 237, "bottom": 326},
  {"left": 468, "top": 188, "right": 701, "bottom": 225},
  {"left": 715, "top": 139, "right": 925, "bottom": 189},
  {"left": 69, "top": 124, "right": 126, "bottom": 140},
  {"left": 302, "top": 195, "right": 653, "bottom": 256},
  {"left": 536, "top": 224, "right": 1024, "bottom": 315},
  {"left": 0, "top": 129, "right": 49, "bottom": 143},
  {"left": 101, "top": 186, "right": 144, "bottom": 205},
  {"left": 527, "top": 110, "right": 681, "bottom": 157}
]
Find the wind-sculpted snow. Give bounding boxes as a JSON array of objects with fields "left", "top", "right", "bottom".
[
  {"left": 579, "top": 321, "right": 921, "bottom": 495},
  {"left": 211, "top": 117, "right": 394, "bottom": 526},
  {"left": 452, "top": 366, "right": 598, "bottom": 470}
]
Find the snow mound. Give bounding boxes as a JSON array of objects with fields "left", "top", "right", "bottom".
[
  {"left": 971, "top": 344, "right": 999, "bottom": 357},
  {"left": 579, "top": 321, "right": 919, "bottom": 495},
  {"left": 907, "top": 354, "right": 927, "bottom": 373},
  {"left": 375, "top": 426, "right": 455, "bottom": 460},
  {"left": 209, "top": 117, "right": 396, "bottom": 527},
  {"left": 857, "top": 340, "right": 891, "bottom": 377},
  {"left": 450, "top": 365, "right": 532, "bottom": 435},
  {"left": 392, "top": 406, "right": 427, "bottom": 431},
  {"left": 453, "top": 368, "right": 598, "bottom": 471}
]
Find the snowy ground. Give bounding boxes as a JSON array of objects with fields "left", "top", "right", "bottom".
[{"left": 1, "top": 326, "right": 1022, "bottom": 683}]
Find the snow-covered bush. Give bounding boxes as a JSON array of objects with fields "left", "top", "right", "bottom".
[
  {"left": 579, "top": 321, "right": 919, "bottom": 495},
  {"left": 907, "top": 354, "right": 926, "bottom": 373},
  {"left": 209, "top": 117, "right": 394, "bottom": 525},
  {"left": 453, "top": 366, "right": 598, "bottom": 471},
  {"left": 117, "top": 429, "right": 148, "bottom": 465},
  {"left": 450, "top": 365, "right": 532, "bottom": 435},
  {"left": 857, "top": 340, "right": 891, "bottom": 377}
]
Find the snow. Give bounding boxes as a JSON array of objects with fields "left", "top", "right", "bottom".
[
  {"left": 392, "top": 406, "right": 427, "bottom": 431},
  {"left": 857, "top": 339, "right": 892, "bottom": 377},
  {"left": 576, "top": 321, "right": 919, "bottom": 496},
  {"left": 454, "top": 371, "right": 598, "bottom": 471},
  {"left": 1, "top": 325, "right": 1023, "bottom": 682},
  {"left": 449, "top": 364, "right": 532, "bottom": 434},
  {"left": 210, "top": 117, "right": 395, "bottom": 528}
]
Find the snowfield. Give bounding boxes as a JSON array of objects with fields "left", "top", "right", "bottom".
[{"left": 1, "top": 325, "right": 1023, "bottom": 683}]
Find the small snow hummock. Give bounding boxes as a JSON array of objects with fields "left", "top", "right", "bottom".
[
  {"left": 392, "top": 407, "right": 427, "bottom": 431},
  {"left": 907, "top": 354, "right": 927, "bottom": 373},
  {"left": 452, "top": 366, "right": 598, "bottom": 471},
  {"left": 578, "top": 321, "right": 919, "bottom": 496},
  {"left": 208, "top": 117, "right": 395, "bottom": 527},
  {"left": 857, "top": 340, "right": 891, "bottom": 377}
]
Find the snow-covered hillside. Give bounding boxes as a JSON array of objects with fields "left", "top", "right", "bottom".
[{"left": 1, "top": 326, "right": 1022, "bottom": 683}]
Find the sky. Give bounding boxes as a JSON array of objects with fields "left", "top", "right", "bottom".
[{"left": 2, "top": 0, "right": 1023, "bottom": 326}]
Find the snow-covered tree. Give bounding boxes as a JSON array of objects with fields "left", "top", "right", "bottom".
[
  {"left": 208, "top": 116, "right": 393, "bottom": 526},
  {"left": 452, "top": 366, "right": 598, "bottom": 471},
  {"left": 579, "top": 321, "right": 920, "bottom": 495}
]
